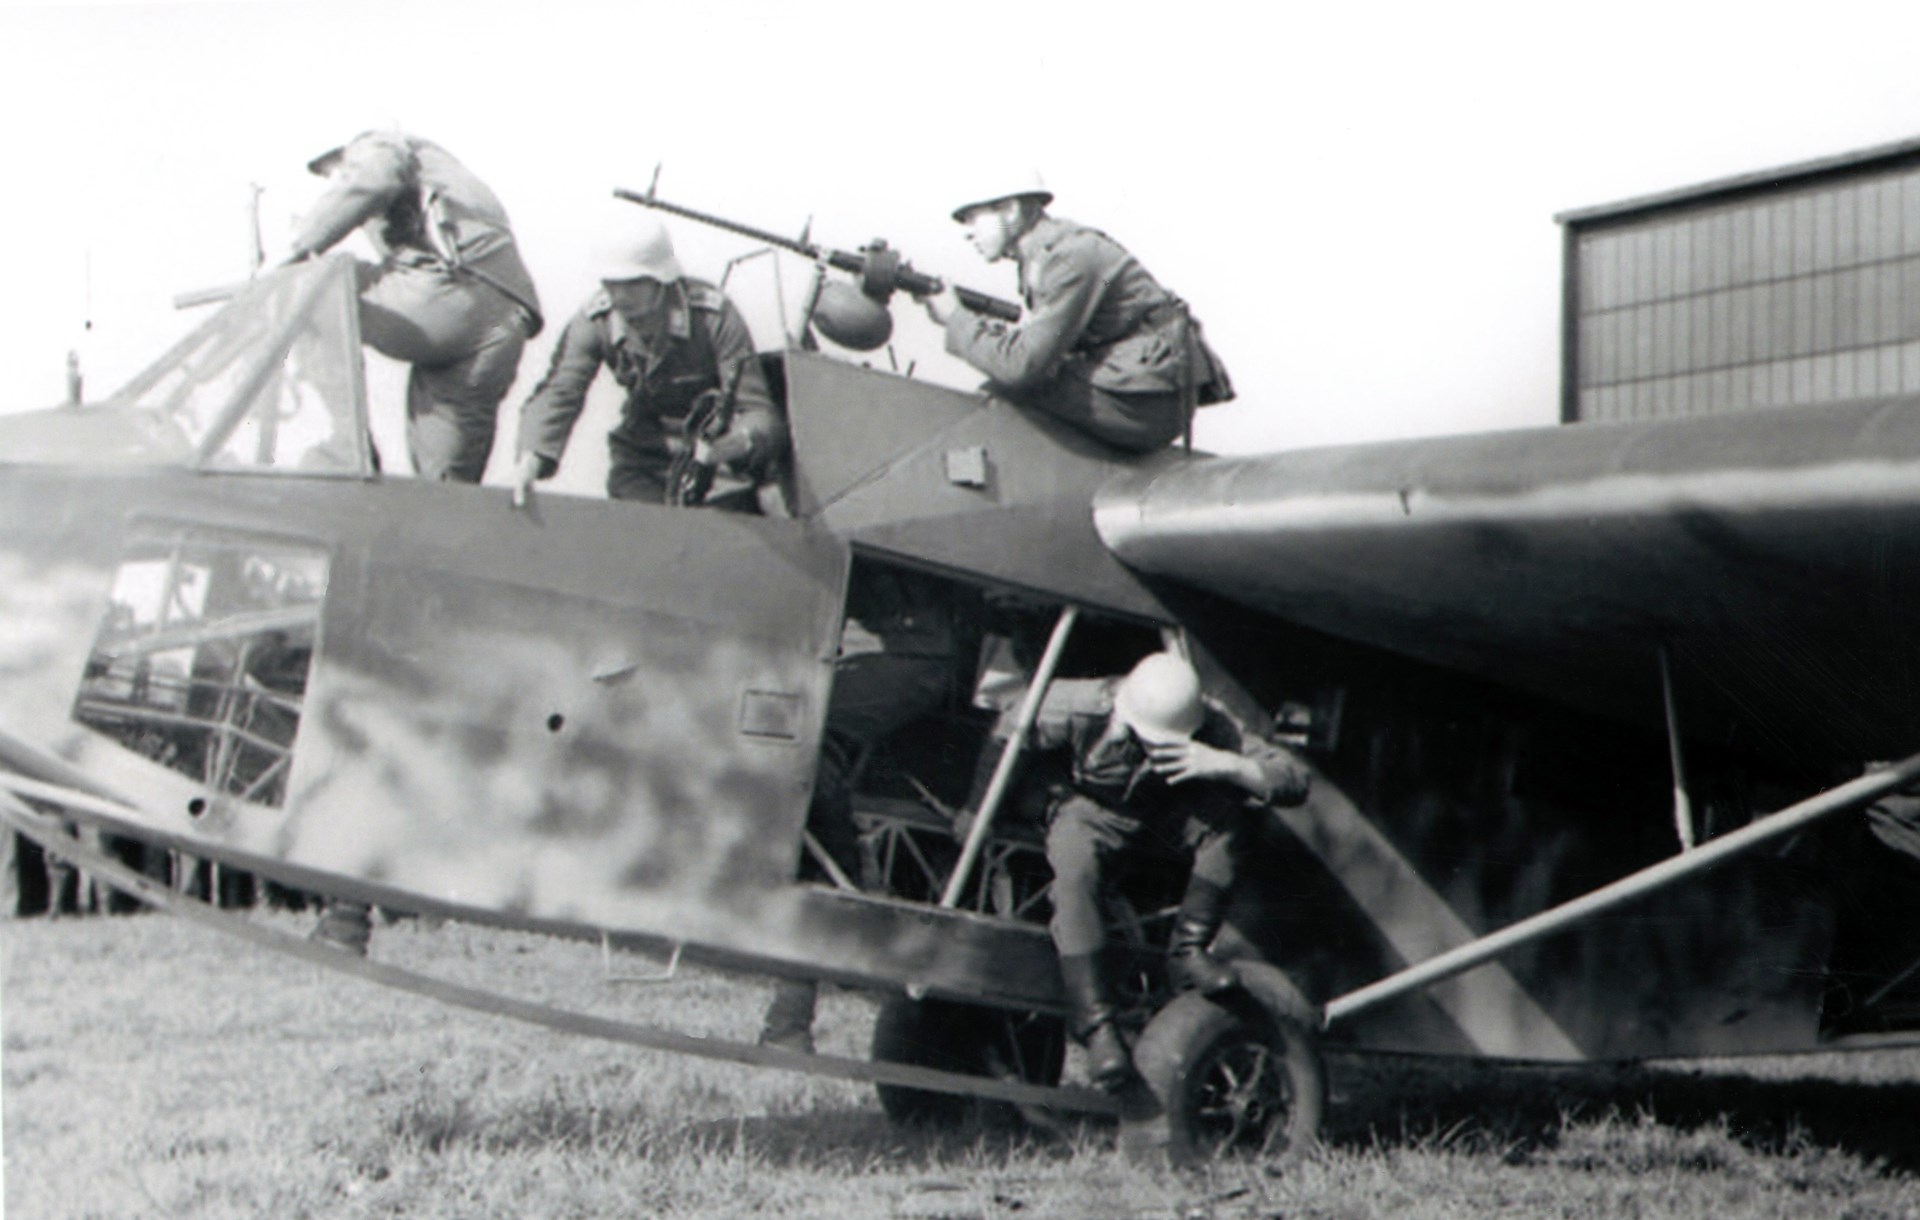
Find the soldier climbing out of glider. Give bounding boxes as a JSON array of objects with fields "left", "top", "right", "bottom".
[
  {"left": 288, "top": 130, "right": 543, "bottom": 483},
  {"left": 975, "top": 651, "right": 1310, "bottom": 1090}
]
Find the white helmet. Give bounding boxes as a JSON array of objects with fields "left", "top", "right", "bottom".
[
  {"left": 596, "top": 218, "right": 684, "bottom": 283},
  {"left": 1114, "top": 653, "right": 1205, "bottom": 744},
  {"left": 950, "top": 170, "right": 1053, "bottom": 222}
]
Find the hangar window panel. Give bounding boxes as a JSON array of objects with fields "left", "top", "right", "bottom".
[
  {"left": 1621, "top": 230, "right": 1647, "bottom": 306},
  {"left": 1812, "top": 273, "right": 1839, "bottom": 354},
  {"left": 1765, "top": 198, "right": 1790, "bottom": 277},
  {"left": 1715, "top": 367, "right": 1740, "bottom": 413},
  {"left": 1729, "top": 207, "right": 1753, "bottom": 285},
  {"left": 1580, "top": 235, "right": 1608, "bottom": 312},
  {"left": 1832, "top": 184, "right": 1857, "bottom": 267},
  {"left": 1790, "top": 277, "right": 1816, "bottom": 360},
  {"left": 1652, "top": 223, "right": 1676, "bottom": 301},
  {"left": 1763, "top": 279, "right": 1793, "bottom": 356},
  {"left": 1747, "top": 203, "right": 1770, "bottom": 284},
  {"left": 1718, "top": 287, "right": 1745, "bottom": 366},
  {"left": 1682, "top": 297, "right": 1705, "bottom": 375},
  {"left": 1790, "top": 194, "right": 1816, "bottom": 277},
  {"left": 1815, "top": 190, "right": 1841, "bottom": 273},
  {"left": 1832, "top": 349, "right": 1857, "bottom": 402},
  {"left": 1594, "top": 312, "right": 1615, "bottom": 389},
  {"left": 1875, "top": 179, "right": 1904, "bottom": 260},
  {"left": 1649, "top": 299, "right": 1674, "bottom": 376},
  {"left": 1646, "top": 376, "right": 1671, "bottom": 417},
  {"left": 1768, "top": 358, "right": 1792, "bottom": 405},
  {"left": 1904, "top": 259, "right": 1920, "bottom": 336},
  {"left": 1857, "top": 264, "right": 1885, "bottom": 347},
  {"left": 1695, "top": 212, "right": 1724, "bottom": 293},
  {"left": 1877, "top": 263, "right": 1904, "bottom": 345},
  {"left": 1905, "top": 174, "right": 1920, "bottom": 255}
]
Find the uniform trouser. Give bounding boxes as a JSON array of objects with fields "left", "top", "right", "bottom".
[
  {"left": 1045, "top": 792, "right": 1241, "bottom": 957},
  {"left": 354, "top": 259, "right": 529, "bottom": 483},
  {"left": 603, "top": 434, "right": 674, "bottom": 503},
  {"left": 604, "top": 437, "right": 773, "bottom": 512},
  {"left": 801, "top": 651, "right": 955, "bottom": 884},
  {"left": 998, "top": 373, "right": 1189, "bottom": 453}
]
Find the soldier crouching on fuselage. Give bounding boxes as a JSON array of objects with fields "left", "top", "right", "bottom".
[
  {"left": 917, "top": 173, "right": 1232, "bottom": 455},
  {"left": 512, "top": 219, "right": 784, "bottom": 510}
]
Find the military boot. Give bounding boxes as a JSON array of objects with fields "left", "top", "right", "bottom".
[
  {"left": 1059, "top": 952, "right": 1133, "bottom": 1091},
  {"left": 1166, "top": 879, "right": 1239, "bottom": 996},
  {"left": 757, "top": 979, "right": 819, "bottom": 1054}
]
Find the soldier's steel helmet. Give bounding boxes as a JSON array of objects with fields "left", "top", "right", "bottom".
[
  {"left": 950, "top": 171, "right": 1053, "bottom": 222},
  {"left": 597, "top": 219, "right": 685, "bottom": 283},
  {"left": 1114, "top": 653, "right": 1205, "bottom": 744}
]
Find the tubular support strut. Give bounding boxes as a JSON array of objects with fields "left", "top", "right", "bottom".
[
  {"left": 0, "top": 790, "right": 1120, "bottom": 1118},
  {"left": 938, "top": 606, "right": 1079, "bottom": 908},
  {"left": 1322, "top": 749, "right": 1920, "bottom": 1027},
  {"left": 1659, "top": 645, "right": 1695, "bottom": 850}
]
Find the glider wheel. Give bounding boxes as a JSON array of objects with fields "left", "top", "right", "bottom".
[{"left": 1125, "top": 960, "right": 1324, "bottom": 1166}]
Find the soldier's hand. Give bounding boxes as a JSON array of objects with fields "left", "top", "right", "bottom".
[
  {"left": 916, "top": 284, "right": 959, "bottom": 327},
  {"left": 510, "top": 451, "right": 543, "bottom": 509},
  {"left": 1146, "top": 739, "right": 1249, "bottom": 787}
]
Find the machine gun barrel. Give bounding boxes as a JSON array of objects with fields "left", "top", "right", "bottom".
[{"left": 613, "top": 187, "right": 1020, "bottom": 322}]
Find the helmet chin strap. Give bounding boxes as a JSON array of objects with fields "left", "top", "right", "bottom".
[{"left": 998, "top": 198, "right": 1043, "bottom": 257}]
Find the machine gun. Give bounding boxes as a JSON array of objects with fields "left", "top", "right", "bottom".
[
  {"left": 664, "top": 358, "right": 745, "bottom": 508},
  {"left": 614, "top": 175, "right": 1020, "bottom": 352}
]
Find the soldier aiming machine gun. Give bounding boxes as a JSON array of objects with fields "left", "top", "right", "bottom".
[{"left": 615, "top": 176, "right": 1020, "bottom": 353}]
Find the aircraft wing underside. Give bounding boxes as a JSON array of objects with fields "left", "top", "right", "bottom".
[{"left": 1095, "top": 396, "right": 1920, "bottom": 767}]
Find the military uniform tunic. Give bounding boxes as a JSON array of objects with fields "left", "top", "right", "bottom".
[
  {"left": 944, "top": 216, "right": 1231, "bottom": 452},
  {"left": 515, "top": 280, "right": 783, "bottom": 504},
  {"left": 1002, "top": 676, "right": 1308, "bottom": 956},
  {"left": 290, "top": 131, "right": 542, "bottom": 482}
]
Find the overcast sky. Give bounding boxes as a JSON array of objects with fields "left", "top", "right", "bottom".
[{"left": 6, "top": 0, "right": 1920, "bottom": 486}]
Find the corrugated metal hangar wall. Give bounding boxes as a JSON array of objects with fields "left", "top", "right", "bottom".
[{"left": 1559, "top": 137, "right": 1920, "bottom": 423}]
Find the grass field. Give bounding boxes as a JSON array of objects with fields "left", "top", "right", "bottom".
[{"left": 5, "top": 910, "right": 1920, "bottom": 1219}]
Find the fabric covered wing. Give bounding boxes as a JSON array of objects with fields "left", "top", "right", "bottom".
[{"left": 1095, "top": 397, "right": 1920, "bottom": 767}]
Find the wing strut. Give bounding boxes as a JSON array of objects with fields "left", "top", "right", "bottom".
[
  {"left": 939, "top": 606, "right": 1080, "bottom": 908},
  {"left": 1659, "top": 645, "right": 1696, "bottom": 850},
  {"left": 1322, "top": 748, "right": 1920, "bottom": 1028}
]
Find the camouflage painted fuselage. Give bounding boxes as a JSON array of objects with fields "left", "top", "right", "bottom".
[{"left": 0, "top": 261, "right": 1889, "bottom": 1062}]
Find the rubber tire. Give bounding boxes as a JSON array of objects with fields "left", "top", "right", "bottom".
[
  {"left": 870, "top": 995, "right": 1066, "bottom": 1130},
  {"left": 1126, "top": 960, "right": 1325, "bottom": 1166}
]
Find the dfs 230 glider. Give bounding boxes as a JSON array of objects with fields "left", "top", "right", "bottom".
[{"left": 7, "top": 212, "right": 1920, "bottom": 1164}]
